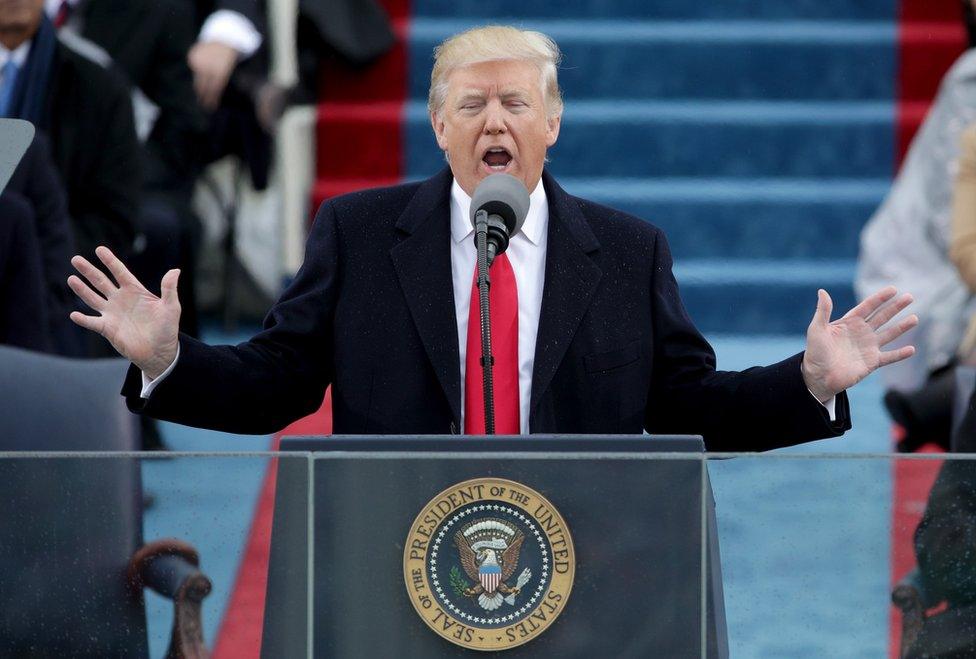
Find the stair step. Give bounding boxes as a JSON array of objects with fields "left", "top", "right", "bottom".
[
  {"left": 400, "top": 100, "right": 894, "bottom": 178},
  {"left": 410, "top": 20, "right": 894, "bottom": 102},
  {"left": 559, "top": 177, "right": 887, "bottom": 259},
  {"left": 673, "top": 259, "right": 856, "bottom": 333},
  {"left": 412, "top": 0, "right": 897, "bottom": 20}
]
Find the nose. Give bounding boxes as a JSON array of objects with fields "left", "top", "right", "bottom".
[{"left": 483, "top": 100, "right": 507, "bottom": 135}]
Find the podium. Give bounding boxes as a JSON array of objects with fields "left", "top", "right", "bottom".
[{"left": 262, "top": 436, "right": 728, "bottom": 657}]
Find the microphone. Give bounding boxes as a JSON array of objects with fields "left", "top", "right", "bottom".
[{"left": 469, "top": 174, "right": 531, "bottom": 265}]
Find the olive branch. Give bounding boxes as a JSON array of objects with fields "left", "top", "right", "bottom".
[{"left": 449, "top": 565, "right": 469, "bottom": 597}]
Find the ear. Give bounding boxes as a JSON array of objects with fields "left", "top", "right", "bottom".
[
  {"left": 545, "top": 112, "right": 561, "bottom": 148},
  {"left": 430, "top": 111, "right": 449, "bottom": 151}
]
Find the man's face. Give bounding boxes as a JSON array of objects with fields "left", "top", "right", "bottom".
[
  {"left": 0, "top": 0, "right": 44, "bottom": 47},
  {"left": 431, "top": 59, "right": 561, "bottom": 196}
]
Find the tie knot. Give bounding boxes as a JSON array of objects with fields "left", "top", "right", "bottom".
[
  {"left": 54, "top": 0, "right": 72, "bottom": 28},
  {"left": 2, "top": 60, "right": 16, "bottom": 77}
]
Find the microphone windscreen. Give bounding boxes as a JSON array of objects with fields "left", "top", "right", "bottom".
[{"left": 469, "top": 174, "right": 531, "bottom": 236}]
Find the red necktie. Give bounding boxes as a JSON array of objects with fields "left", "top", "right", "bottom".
[
  {"left": 464, "top": 253, "right": 520, "bottom": 434},
  {"left": 54, "top": 1, "right": 71, "bottom": 28}
]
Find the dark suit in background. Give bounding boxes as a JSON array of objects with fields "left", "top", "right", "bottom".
[
  {"left": 50, "top": 46, "right": 140, "bottom": 262},
  {"left": 124, "top": 168, "right": 850, "bottom": 448},
  {"left": 189, "top": 0, "right": 272, "bottom": 189},
  {"left": 0, "top": 192, "right": 49, "bottom": 352},
  {"left": 78, "top": 0, "right": 207, "bottom": 189},
  {"left": 6, "top": 18, "right": 141, "bottom": 263},
  {"left": 5, "top": 133, "right": 82, "bottom": 355},
  {"left": 72, "top": 0, "right": 208, "bottom": 337}
]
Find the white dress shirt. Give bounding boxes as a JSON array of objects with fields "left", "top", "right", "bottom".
[
  {"left": 199, "top": 9, "right": 262, "bottom": 58},
  {"left": 451, "top": 179, "right": 548, "bottom": 434}
]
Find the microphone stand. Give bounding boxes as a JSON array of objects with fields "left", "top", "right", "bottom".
[{"left": 474, "top": 209, "right": 496, "bottom": 434}]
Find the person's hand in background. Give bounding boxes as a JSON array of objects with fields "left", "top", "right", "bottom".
[{"left": 188, "top": 40, "right": 239, "bottom": 111}]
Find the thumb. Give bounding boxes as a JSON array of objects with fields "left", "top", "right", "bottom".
[
  {"left": 160, "top": 269, "right": 180, "bottom": 306},
  {"left": 814, "top": 289, "right": 833, "bottom": 327}
]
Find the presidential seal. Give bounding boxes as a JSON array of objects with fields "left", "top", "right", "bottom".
[{"left": 403, "top": 478, "right": 575, "bottom": 651}]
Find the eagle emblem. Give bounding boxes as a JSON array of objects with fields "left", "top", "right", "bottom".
[{"left": 455, "top": 518, "right": 532, "bottom": 611}]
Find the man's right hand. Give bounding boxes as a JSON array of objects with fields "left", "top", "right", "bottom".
[
  {"left": 68, "top": 246, "right": 181, "bottom": 379},
  {"left": 188, "top": 41, "right": 239, "bottom": 112}
]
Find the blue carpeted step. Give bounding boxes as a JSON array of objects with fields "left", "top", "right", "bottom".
[
  {"left": 405, "top": 100, "right": 894, "bottom": 179},
  {"left": 673, "top": 259, "right": 857, "bottom": 334},
  {"left": 412, "top": 0, "right": 895, "bottom": 21},
  {"left": 559, "top": 178, "right": 887, "bottom": 259},
  {"left": 409, "top": 20, "right": 896, "bottom": 101}
]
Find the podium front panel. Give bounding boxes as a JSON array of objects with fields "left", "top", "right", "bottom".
[{"left": 262, "top": 436, "right": 724, "bottom": 658}]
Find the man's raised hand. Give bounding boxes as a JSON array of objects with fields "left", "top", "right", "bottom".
[
  {"left": 801, "top": 286, "right": 917, "bottom": 403},
  {"left": 68, "top": 246, "right": 181, "bottom": 379}
]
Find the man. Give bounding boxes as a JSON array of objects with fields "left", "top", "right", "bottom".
[
  {"left": 68, "top": 26, "right": 918, "bottom": 448},
  {"left": 0, "top": 0, "right": 140, "bottom": 262}
]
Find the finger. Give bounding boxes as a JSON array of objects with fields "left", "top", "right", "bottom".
[
  {"left": 160, "top": 269, "right": 180, "bottom": 306},
  {"left": 69, "top": 310, "right": 105, "bottom": 335},
  {"left": 193, "top": 72, "right": 208, "bottom": 106},
  {"left": 842, "top": 285, "right": 897, "bottom": 321},
  {"left": 813, "top": 289, "right": 832, "bottom": 327},
  {"left": 95, "top": 245, "right": 140, "bottom": 289},
  {"left": 201, "top": 83, "right": 218, "bottom": 111},
  {"left": 71, "top": 254, "right": 118, "bottom": 298},
  {"left": 67, "top": 274, "right": 107, "bottom": 312},
  {"left": 867, "top": 293, "right": 914, "bottom": 331},
  {"left": 879, "top": 345, "right": 916, "bottom": 368},
  {"left": 876, "top": 314, "right": 919, "bottom": 347}
]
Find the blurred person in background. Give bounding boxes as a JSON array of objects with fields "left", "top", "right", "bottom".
[
  {"left": 0, "top": 0, "right": 140, "bottom": 264},
  {"left": 0, "top": 190, "right": 50, "bottom": 352},
  {"left": 0, "top": 0, "right": 138, "bottom": 357},
  {"left": 3, "top": 132, "right": 79, "bottom": 354},
  {"left": 188, "top": 0, "right": 274, "bottom": 193},
  {"left": 855, "top": 0, "right": 976, "bottom": 452},
  {"left": 53, "top": 0, "right": 209, "bottom": 341}
]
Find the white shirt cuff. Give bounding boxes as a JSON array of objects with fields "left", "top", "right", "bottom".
[
  {"left": 198, "top": 10, "right": 262, "bottom": 57},
  {"left": 807, "top": 388, "right": 837, "bottom": 422},
  {"left": 140, "top": 344, "right": 180, "bottom": 399}
]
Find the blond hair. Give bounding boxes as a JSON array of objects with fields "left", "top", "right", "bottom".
[{"left": 428, "top": 25, "right": 563, "bottom": 118}]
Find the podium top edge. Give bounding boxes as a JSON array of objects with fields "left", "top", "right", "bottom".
[{"left": 278, "top": 435, "right": 705, "bottom": 453}]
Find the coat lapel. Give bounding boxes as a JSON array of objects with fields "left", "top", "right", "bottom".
[
  {"left": 530, "top": 171, "right": 603, "bottom": 422},
  {"left": 389, "top": 168, "right": 462, "bottom": 423}
]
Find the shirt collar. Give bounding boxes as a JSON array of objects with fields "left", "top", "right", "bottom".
[
  {"left": 450, "top": 177, "right": 548, "bottom": 246},
  {"left": 45, "top": 0, "right": 80, "bottom": 18},
  {"left": 0, "top": 41, "right": 32, "bottom": 69}
]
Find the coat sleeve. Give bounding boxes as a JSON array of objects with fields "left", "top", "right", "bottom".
[
  {"left": 643, "top": 230, "right": 851, "bottom": 452},
  {"left": 122, "top": 201, "right": 340, "bottom": 434},
  {"left": 951, "top": 124, "right": 976, "bottom": 293}
]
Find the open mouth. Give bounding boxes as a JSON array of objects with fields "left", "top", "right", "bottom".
[{"left": 482, "top": 147, "right": 513, "bottom": 171}]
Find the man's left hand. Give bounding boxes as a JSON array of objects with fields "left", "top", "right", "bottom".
[{"left": 801, "top": 286, "right": 917, "bottom": 403}]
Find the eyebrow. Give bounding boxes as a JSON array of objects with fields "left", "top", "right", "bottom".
[{"left": 454, "top": 88, "right": 532, "bottom": 105}]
